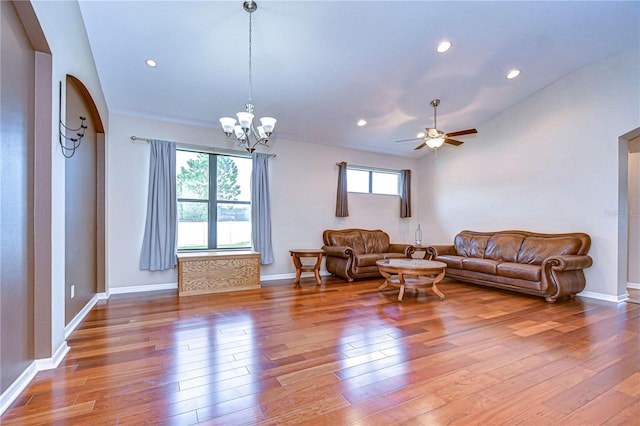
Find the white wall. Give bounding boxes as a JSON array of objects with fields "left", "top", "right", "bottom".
[
  {"left": 417, "top": 48, "right": 640, "bottom": 299},
  {"left": 107, "top": 113, "right": 419, "bottom": 290}
]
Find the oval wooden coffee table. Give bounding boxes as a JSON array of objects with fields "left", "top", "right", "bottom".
[{"left": 376, "top": 259, "right": 447, "bottom": 302}]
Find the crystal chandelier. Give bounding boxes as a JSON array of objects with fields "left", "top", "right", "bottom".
[{"left": 219, "top": 1, "right": 276, "bottom": 153}]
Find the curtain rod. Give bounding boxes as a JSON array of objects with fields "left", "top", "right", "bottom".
[
  {"left": 336, "top": 162, "right": 401, "bottom": 174},
  {"left": 130, "top": 136, "right": 276, "bottom": 157}
]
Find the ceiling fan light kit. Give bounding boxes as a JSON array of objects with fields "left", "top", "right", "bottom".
[
  {"left": 426, "top": 136, "right": 445, "bottom": 149},
  {"left": 396, "top": 98, "right": 478, "bottom": 152}
]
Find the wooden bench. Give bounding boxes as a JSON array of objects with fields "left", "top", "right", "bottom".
[{"left": 177, "top": 250, "right": 260, "bottom": 296}]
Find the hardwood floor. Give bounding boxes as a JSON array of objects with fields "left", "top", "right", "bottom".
[{"left": 2, "top": 277, "right": 639, "bottom": 425}]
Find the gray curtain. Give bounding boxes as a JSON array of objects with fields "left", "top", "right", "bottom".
[
  {"left": 140, "top": 140, "right": 177, "bottom": 270},
  {"left": 400, "top": 169, "right": 411, "bottom": 218},
  {"left": 251, "top": 153, "right": 274, "bottom": 264},
  {"left": 335, "top": 161, "right": 349, "bottom": 217}
]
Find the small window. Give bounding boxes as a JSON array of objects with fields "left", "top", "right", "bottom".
[{"left": 347, "top": 167, "right": 400, "bottom": 195}]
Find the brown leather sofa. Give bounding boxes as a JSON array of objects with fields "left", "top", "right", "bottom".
[
  {"left": 322, "top": 229, "right": 415, "bottom": 281},
  {"left": 426, "top": 230, "right": 593, "bottom": 302}
]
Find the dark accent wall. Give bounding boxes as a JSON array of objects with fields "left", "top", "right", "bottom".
[
  {"left": 0, "top": 0, "right": 36, "bottom": 393},
  {"left": 64, "top": 77, "right": 97, "bottom": 324}
]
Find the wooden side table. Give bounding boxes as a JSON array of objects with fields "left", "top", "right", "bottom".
[
  {"left": 289, "top": 249, "right": 325, "bottom": 286},
  {"left": 412, "top": 245, "right": 429, "bottom": 259}
]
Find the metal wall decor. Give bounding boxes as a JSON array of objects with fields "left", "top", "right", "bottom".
[{"left": 59, "top": 81, "right": 88, "bottom": 158}]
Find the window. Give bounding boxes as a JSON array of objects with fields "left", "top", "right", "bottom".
[
  {"left": 347, "top": 167, "right": 400, "bottom": 195},
  {"left": 176, "top": 150, "right": 251, "bottom": 250}
]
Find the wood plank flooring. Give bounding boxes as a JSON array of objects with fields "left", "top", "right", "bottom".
[{"left": 2, "top": 277, "right": 639, "bottom": 425}]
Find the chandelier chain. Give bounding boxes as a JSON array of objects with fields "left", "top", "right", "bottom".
[{"left": 248, "top": 9, "right": 253, "bottom": 104}]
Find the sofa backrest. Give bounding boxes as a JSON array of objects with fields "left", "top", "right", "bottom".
[
  {"left": 485, "top": 233, "right": 527, "bottom": 263},
  {"left": 454, "top": 231, "right": 491, "bottom": 258},
  {"left": 323, "top": 229, "right": 390, "bottom": 254},
  {"left": 516, "top": 236, "right": 584, "bottom": 265},
  {"left": 455, "top": 230, "right": 591, "bottom": 265}
]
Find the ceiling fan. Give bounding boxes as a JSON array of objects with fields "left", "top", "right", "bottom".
[{"left": 396, "top": 99, "right": 477, "bottom": 150}]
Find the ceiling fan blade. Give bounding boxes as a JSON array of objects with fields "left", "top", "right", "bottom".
[
  {"left": 446, "top": 128, "right": 477, "bottom": 137},
  {"left": 444, "top": 138, "right": 464, "bottom": 146},
  {"left": 414, "top": 142, "right": 427, "bottom": 151},
  {"left": 395, "top": 137, "right": 423, "bottom": 143}
]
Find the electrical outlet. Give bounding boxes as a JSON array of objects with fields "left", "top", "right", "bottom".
[{"left": 71, "top": 284, "right": 75, "bottom": 299}]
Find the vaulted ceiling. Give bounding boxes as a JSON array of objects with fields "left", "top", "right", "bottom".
[{"left": 78, "top": 1, "right": 639, "bottom": 157}]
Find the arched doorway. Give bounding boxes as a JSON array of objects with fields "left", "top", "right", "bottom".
[{"left": 63, "top": 75, "right": 105, "bottom": 325}]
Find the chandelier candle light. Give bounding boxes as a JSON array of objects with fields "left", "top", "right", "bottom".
[{"left": 219, "top": 0, "right": 276, "bottom": 153}]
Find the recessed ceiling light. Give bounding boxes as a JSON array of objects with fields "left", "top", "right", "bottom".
[
  {"left": 437, "top": 40, "right": 452, "bottom": 53},
  {"left": 506, "top": 69, "right": 521, "bottom": 79},
  {"left": 416, "top": 132, "right": 425, "bottom": 138},
  {"left": 146, "top": 59, "right": 157, "bottom": 68},
  {"left": 357, "top": 119, "right": 367, "bottom": 127}
]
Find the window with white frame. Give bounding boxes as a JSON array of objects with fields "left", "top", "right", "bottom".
[
  {"left": 176, "top": 149, "right": 252, "bottom": 250},
  {"left": 347, "top": 166, "right": 400, "bottom": 195}
]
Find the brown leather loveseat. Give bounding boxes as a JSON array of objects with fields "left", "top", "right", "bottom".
[
  {"left": 322, "top": 229, "right": 415, "bottom": 281},
  {"left": 426, "top": 230, "right": 593, "bottom": 302}
]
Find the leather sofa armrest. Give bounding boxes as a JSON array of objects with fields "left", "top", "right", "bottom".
[
  {"left": 544, "top": 254, "right": 593, "bottom": 271},
  {"left": 542, "top": 254, "right": 593, "bottom": 302},
  {"left": 388, "top": 243, "right": 415, "bottom": 257},
  {"left": 322, "top": 245, "right": 353, "bottom": 258},
  {"left": 426, "top": 245, "right": 456, "bottom": 259}
]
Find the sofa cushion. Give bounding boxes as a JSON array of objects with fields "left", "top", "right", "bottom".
[
  {"left": 497, "top": 262, "right": 541, "bottom": 281},
  {"left": 384, "top": 252, "right": 409, "bottom": 260},
  {"left": 455, "top": 232, "right": 490, "bottom": 258},
  {"left": 517, "top": 236, "right": 582, "bottom": 265},
  {"left": 436, "top": 255, "right": 464, "bottom": 269},
  {"left": 355, "top": 252, "right": 405, "bottom": 267},
  {"left": 355, "top": 253, "right": 384, "bottom": 267},
  {"left": 327, "top": 230, "right": 366, "bottom": 254},
  {"left": 462, "top": 258, "right": 499, "bottom": 274},
  {"left": 494, "top": 274, "right": 545, "bottom": 291},
  {"left": 362, "top": 230, "right": 390, "bottom": 254},
  {"left": 485, "top": 234, "right": 526, "bottom": 262}
]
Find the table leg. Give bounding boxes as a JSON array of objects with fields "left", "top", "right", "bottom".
[
  {"left": 291, "top": 254, "right": 303, "bottom": 286},
  {"left": 397, "top": 272, "right": 406, "bottom": 302},
  {"left": 313, "top": 254, "right": 322, "bottom": 285},
  {"left": 378, "top": 271, "right": 390, "bottom": 290},
  {"left": 431, "top": 270, "right": 446, "bottom": 300},
  {"left": 432, "top": 282, "right": 445, "bottom": 300}
]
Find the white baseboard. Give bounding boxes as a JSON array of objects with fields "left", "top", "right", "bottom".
[
  {"left": 260, "top": 271, "right": 331, "bottom": 282},
  {"left": 578, "top": 291, "right": 629, "bottom": 303},
  {"left": 109, "top": 282, "right": 177, "bottom": 294},
  {"left": 1, "top": 291, "right": 107, "bottom": 416},
  {"left": 627, "top": 282, "right": 640, "bottom": 290},
  {"left": 0, "top": 342, "right": 70, "bottom": 416},
  {"left": 0, "top": 361, "right": 37, "bottom": 416},
  {"left": 105, "top": 273, "right": 331, "bottom": 291},
  {"left": 261, "top": 273, "right": 295, "bottom": 281},
  {"left": 35, "top": 341, "right": 70, "bottom": 371},
  {"left": 65, "top": 294, "right": 100, "bottom": 339}
]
